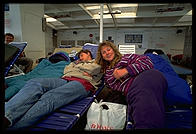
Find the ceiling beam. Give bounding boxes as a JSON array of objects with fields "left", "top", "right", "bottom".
[
  {"left": 106, "top": 4, "right": 117, "bottom": 28},
  {"left": 78, "top": 4, "right": 99, "bottom": 26}
]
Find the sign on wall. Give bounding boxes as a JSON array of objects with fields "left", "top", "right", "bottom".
[{"left": 125, "top": 34, "right": 143, "bottom": 43}]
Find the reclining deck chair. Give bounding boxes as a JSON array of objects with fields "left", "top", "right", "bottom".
[
  {"left": 30, "top": 43, "right": 104, "bottom": 131},
  {"left": 126, "top": 106, "right": 192, "bottom": 129},
  {"left": 5, "top": 42, "right": 27, "bottom": 77},
  {"left": 30, "top": 81, "right": 104, "bottom": 131}
]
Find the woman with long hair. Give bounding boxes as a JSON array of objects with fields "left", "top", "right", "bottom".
[{"left": 95, "top": 41, "right": 168, "bottom": 129}]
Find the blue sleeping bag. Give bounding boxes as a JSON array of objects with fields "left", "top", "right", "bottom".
[{"left": 145, "top": 53, "right": 192, "bottom": 106}]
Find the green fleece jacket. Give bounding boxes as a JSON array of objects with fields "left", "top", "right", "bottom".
[{"left": 62, "top": 59, "right": 103, "bottom": 90}]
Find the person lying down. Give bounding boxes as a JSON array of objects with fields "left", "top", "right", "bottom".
[{"left": 4, "top": 49, "right": 103, "bottom": 129}]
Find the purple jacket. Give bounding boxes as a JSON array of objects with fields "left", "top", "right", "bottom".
[{"left": 104, "top": 54, "right": 153, "bottom": 95}]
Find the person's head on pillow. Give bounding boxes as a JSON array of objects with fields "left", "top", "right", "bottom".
[{"left": 77, "top": 49, "right": 93, "bottom": 61}]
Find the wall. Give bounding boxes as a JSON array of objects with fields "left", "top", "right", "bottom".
[
  {"left": 20, "top": 4, "right": 45, "bottom": 61},
  {"left": 183, "top": 26, "right": 192, "bottom": 57},
  {"left": 4, "top": 4, "right": 48, "bottom": 61},
  {"left": 4, "top": 4, "right": 23, "bottom": 42},
  {"left": 45, "top": 26, "right": 55, "bottom": 54},
  {"left": 182, "top": 26, "right": 192, "bottom": 68},
  {"left": 57, "top": 27, "right": 187, "bottom": 55}
]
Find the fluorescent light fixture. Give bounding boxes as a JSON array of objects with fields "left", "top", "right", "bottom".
[
  {"left": 85, "top": 4, "right": 138, "bottom": 10},
  {"left": 46, "top": 17, "right": 57, "bottom": 22},
  {"left": 186, "top": 10, "right": 192, "bottom": 15},
  {"left": 178, "top": 9, "right": 192, "bottom": 22},
  {"left": 98, "top": 10, "right": 122, "bottom": 15},
  {"left": 44, "top": 14, "right": 58, "bottom": 22},
  {"left": 93, "top": 14, "right": 112, "bottom": 19},
  {"left": 93, "top": 12, "right": 137, "bottom": 19},
  {"left": 86, "top": 5, "right": 107, "bottom": 10},
  {"left": 44, "top": 14, "right": 49, "bottom": 18},
  {"left": 111, "top": 4, "right": 138, "bottom": 8},
  {"left": 115, "top": 12, "right": 136, "bottom": 18}
]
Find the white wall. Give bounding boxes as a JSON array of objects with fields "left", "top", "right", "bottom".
[
  {"left": 45, "top": 26, "right": 55, "bottom": 54},
  {"left": 57, "top": 29, "right": 100, "bottom": 45},
  {"left": 4, "top": 4, "right": 48, "bottom": 61},
  {"left": 5, "top": 4, "right": 23, "bottom": 42},
  {"left": 20, "top": 4, "right": 45, "bottom": 60},
  {"left": 57, "top": 27, "right": 186, "bottom": 56}
]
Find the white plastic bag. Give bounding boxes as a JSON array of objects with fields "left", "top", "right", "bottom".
[{"left": 85, "top": 100, "right": 127, "bottom": 130}]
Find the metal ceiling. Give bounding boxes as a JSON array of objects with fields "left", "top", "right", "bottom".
[{"left": 44, "top": 3, "right": 192, "bottom": 30}]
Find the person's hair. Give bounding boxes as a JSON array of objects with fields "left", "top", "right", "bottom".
[
  {"left": 77, "top": 49, "right": 93, "bottom": 59},
  {"left": 5, "top": 33, "right": 14, "bottom": 39},
  {"left": 95, "top": 41, "right": 122, "bottom": 73}
]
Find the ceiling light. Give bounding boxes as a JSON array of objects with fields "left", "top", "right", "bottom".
[
  {"left": 44, "top": 14, "right": 49, "bottom": 18},
  {"left": 46, "top": 17, "right": 57, "bottom": 22},
  {"left": 93, "top": 12, "right": 137, "bottom": 19},
  {"left": 93, "top": 14, "right": 112, "bottom": 19},
  {"left": 98, "top": 10, "right": 121, "bottom": 15},
  {"left": 186, "top": 10, "right": 192, "bottom": 15},
  {"left": 85, "top": 4, "right": 138, "bottom": 10},
  {"left": 178, "top": 9, "right": 192, "bottom": 22},
  {"left": 44, "top": 14, "right": 58, "bottom": 22},
  {"left": 85, "top": 5, "right": 107, "bottom": 10},
  {"left": 115, "top": 12, "right": 137, "bottom": 18},
  {"left": 111, "top": 4, "right": 138, "bottom": 8}
]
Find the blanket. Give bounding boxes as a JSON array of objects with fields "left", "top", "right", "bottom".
[
  {"left": 5, "top": 59, "right": 70, "bottom": 101},
  {"left": 145, "top": 53, "right": 192, "bottom": 106}
]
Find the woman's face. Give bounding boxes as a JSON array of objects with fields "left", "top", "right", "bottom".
[{"left": 101, "top": 45, "right": 115, "bottom": 62}]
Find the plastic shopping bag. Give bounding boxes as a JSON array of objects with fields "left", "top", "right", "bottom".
[{"left": 85, "top": 100, "right": 127, "bottom": 130}]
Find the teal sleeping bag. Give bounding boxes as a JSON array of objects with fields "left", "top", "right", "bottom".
[{"left": 5, "top": 59, "right": 70, "bottom": 101}]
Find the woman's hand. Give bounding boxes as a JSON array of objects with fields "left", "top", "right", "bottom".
[{"left": 113, "top": 68, "right": 128, "bottom": 79}]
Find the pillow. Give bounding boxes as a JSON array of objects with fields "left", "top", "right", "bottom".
[{"left": 83, "top": 43, "right": 98, "bottom": 59}]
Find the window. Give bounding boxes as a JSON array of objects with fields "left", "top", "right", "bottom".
[
  {"left": 125, "top": 34, "right": 143, "bottom": 43},
  {"left": 61, "top": 40, "right": 75, "bottom": 47}
]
